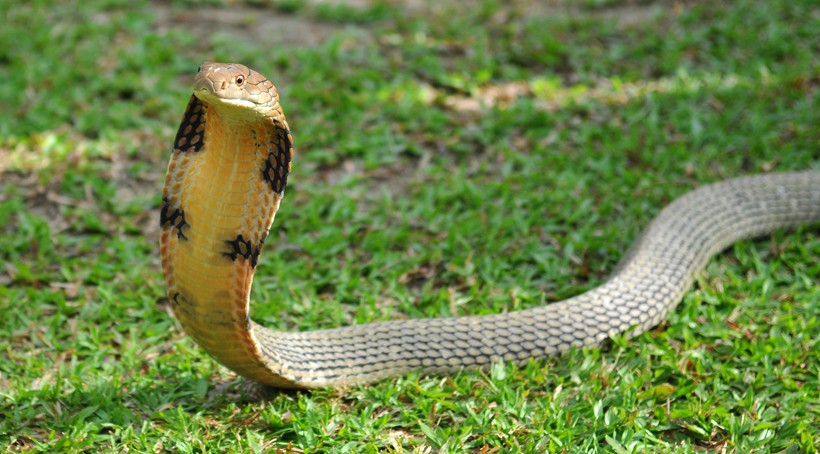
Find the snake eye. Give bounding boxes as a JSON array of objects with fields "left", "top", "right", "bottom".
[{"left": 236, "top": 76, "right": 244, "bottom": 85}]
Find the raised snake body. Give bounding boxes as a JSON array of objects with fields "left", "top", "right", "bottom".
[{"left": 160, "top": 62, "right": 820, "bottom": 389}]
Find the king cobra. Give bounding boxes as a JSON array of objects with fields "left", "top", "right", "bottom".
[{"left": 160, "top": 62, "right": 820, "bottom": 389}]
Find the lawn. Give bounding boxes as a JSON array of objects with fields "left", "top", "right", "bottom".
[{"left": 0, "top": 0, "right": 818, "bottom": 451}]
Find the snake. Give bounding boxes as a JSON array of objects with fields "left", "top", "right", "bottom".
[{"left": 160, "top": 62, "right": 820, "bottom": 389}]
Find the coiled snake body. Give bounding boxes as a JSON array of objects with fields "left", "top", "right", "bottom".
[{"left": 160, "top": 62, "right": 820, "bottom": 389}]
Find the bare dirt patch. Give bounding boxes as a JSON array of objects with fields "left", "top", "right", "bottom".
[
  {"left": 151, "top": 1, "right": 350, "bottom": 50},
  {"left": 150, "top": 0, "right": 684, "bottom": 51}
]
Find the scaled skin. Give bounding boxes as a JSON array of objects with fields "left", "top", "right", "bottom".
[
  {"left": 161, "top": 62, "right": 820, "bottom": 389},
  {"left": 161, "top": 62, "right": 296, "bottom": 386}
]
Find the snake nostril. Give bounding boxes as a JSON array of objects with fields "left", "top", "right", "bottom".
[{"left": 221, "top": 81, "right": 227, "bottom": 91}]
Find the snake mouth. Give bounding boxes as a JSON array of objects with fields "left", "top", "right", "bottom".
[{"left": 193, "top": 81, "right": 256, "bottom": 109}]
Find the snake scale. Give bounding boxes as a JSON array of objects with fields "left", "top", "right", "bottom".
[{"left": 160, "top": 62, "right": 820, "bottom": 389}]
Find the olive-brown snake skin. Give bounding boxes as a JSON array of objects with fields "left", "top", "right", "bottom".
[{"left": 160, "top": 62, "right": 820, "bottom": 389}]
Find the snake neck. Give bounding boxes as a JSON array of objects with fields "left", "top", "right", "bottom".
[{"left": 160, "top": 95, "right": 294, "bottom": 384}]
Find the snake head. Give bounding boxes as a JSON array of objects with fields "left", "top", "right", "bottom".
[{"left": 194, "top": 62, "right": 281, "bottom": 119}]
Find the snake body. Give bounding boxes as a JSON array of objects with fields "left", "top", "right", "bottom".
[{"left": 160, "top": 62, "right": 820, "bottom": 389}]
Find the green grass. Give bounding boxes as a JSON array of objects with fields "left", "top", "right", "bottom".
[{"left": 1, "top": 0, "right": 818, "bottom": 451}]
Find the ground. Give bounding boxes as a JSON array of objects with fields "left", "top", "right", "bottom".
[{"left": 0, "top": 0, "right": 818, "bottom": 452}]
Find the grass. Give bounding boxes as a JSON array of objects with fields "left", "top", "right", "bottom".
[{"left": 1, "top": 0, "right": 818, "bottom": 451}]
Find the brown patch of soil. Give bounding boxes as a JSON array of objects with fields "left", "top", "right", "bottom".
[{"left": 151, "top": 1, "right": 348, "bottom": 50}]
